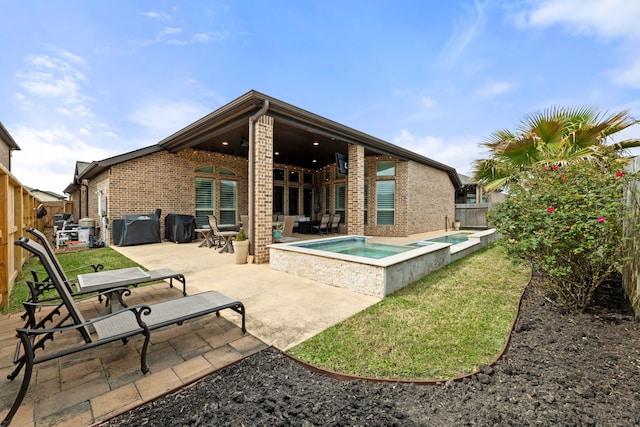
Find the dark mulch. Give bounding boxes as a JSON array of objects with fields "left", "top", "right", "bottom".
[{"left": 104, "top": 277, "right": 640, "bottom": 426}]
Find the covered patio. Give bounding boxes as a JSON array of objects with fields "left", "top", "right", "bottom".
[{"left": 73, "top": 90, "right": 461, "bottom": 265}]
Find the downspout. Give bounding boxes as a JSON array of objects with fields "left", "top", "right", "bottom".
[
  {"left": 248, "top": 100, "right": 270, "bottom": 256},
  {"left": 81, "top": 183, "right": 89, "bottom": 218}
]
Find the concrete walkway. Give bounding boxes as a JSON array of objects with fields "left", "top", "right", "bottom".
[
  {"left": 0, "top": 239, "right": 380, "bottom": 426},
  {"left": 113, "top": 240, "right": 381, "bottom": 350}
]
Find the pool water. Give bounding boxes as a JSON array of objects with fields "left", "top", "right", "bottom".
[
  {"left": 293, "top": 237, "right": 412, "bottom": 259},
  {"left": 427, "top": 234, "right": 470, "bottom": 244},
  {"left": 407, "top": 233, "right": 470, "bottom": 247}
]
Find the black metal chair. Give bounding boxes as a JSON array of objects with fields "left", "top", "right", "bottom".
[{"left": 2, "top": 237, "right": 246, "bottom": 427}]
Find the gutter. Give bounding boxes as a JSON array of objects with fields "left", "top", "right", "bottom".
[{"left": 248, "top": 100, "right": 270, "bottom": 256}]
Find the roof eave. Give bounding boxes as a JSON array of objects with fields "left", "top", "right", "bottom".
[
  {"left": 79, "top": 145, "right": 165, "bottom": 180},
  {"left": 0, "top": 122, "right": 20, "bottom": 150},
  {"left": 157, "top": 90, "right": 462, "bottom": 187}
]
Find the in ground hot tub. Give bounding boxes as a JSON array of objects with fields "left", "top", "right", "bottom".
[
  {"left": 269, "top": 230, "right": 499, "bottom": 298},
  {"left": 269, "top": 236, "right": 450, "bottom": 297}
]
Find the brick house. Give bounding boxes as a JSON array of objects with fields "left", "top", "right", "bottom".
[
  {"left": 67, "top": 90, "right": 461, "bottom": 263},
  {"left": 0, "top": 121, "right": 20, "bottom": 171}
]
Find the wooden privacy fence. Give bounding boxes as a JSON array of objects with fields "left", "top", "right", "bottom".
[
  {"left": 623, "top": 157, "right": 640, "bottom": 318},
  {"left": 454, "top": 203, "right": 494, "bottom": 229},
  {"left": 0, "top": 165, "right": 40, "bottom": 309},
  {"left": 42, "top": 200, "right": 74, "bottom": 228}
]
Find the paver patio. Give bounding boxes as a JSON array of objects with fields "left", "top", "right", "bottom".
[{"left": 0, "top": 234, "right": 383, "bottom": 426}]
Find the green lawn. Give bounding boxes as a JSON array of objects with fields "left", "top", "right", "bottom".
[
  {"left": 3, "top": 247, "right": 143, "bottom": 314},
  {"left": 5, "top": 242, "right": 529, "bottom": 381},
  {"left": 287, "top": 244, "right": 530, "bottom": 380}
]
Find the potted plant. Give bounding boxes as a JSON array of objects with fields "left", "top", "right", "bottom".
[
  {"left": 454, "top": 218, "right": 461, "bottom": 231},
  {"left": 233, "top": 229, "right": 250, "bottom": 264},
  {"left": 273, "top": 222, "right": 284, "bottom": 240}
]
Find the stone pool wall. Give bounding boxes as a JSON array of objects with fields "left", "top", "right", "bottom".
[{"left": 270, "top": 230, "right": 498, "bottom": 298}]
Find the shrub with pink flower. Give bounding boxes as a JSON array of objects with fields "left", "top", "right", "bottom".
[{"left": 487, "top": 153, "right": 638, "bottom": 311}]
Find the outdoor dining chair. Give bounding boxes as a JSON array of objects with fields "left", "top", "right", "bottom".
[{"left": 312, "top": 214, "right": 331, "bottom": 234}]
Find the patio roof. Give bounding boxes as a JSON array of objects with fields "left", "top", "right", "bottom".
[{"left": 78, "top": 90, "right": 461, "bottom": 188}]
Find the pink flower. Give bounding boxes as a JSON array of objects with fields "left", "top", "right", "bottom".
[
  {"left": 560, "top": 174, "right": 567, "bottom": 180},
  {"left": 547, "top": 206, "right": 555, "bottom": 213},
  {"left": 616, "top": 171, "right": 624, "bottom": 177},
  {"left": 542, "top": 167, "right": 549, "bottom": 171},
  {"left": 598, "top": 217, "right": 606, "bottom": 223},
  {"left": 552, "top": 165, "right": 559, "bottom": 171}
]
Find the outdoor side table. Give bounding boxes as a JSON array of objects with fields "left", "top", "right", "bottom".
[{"left": 195, "top": 228, "right": 216, "bottom": 248}]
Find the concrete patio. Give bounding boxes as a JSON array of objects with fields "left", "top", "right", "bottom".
[{"left": 0, "top": 236, "right": 381, "bottom": 426}]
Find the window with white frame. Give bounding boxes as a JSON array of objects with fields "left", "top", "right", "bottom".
[
  {"left": 219, "top": 180, "right": 237, "bottom": 224},
  {"left": 364, "top": 181, "right": 368, "bottom": 225},
  {"left": 195, "top": 178, "right": 214, "bottom": 227},
  {"left": 376, "top": 180, "right": 395, "bottom": 225}
]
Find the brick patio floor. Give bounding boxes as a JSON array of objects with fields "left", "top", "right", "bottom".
[{"left": 0, "top": 284, "right": 267, "bottom": 426}]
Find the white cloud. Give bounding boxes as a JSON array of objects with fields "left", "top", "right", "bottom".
[
  {"left": 15, "top": 53, "right": 92, "bottom": 115},
  {"left": 513, "top": 1, "right": 640, "bottom": 89},
  {"left": 10, "top": 125, "right": 113, "bottom": 193},
  {"left": 392, "top": 129, "right": 483, "bottom": 175},
  {"left": 437, "top": 0, "right": 488, "bottom": 69},
  {"left": 160, "top": 27, "right": 183, "bottom": 36},
  {"left": 403, "top": 94, "right": 441, "bottom": 123},
  {"left": 519, "top": 0, "right": 640, "bottom": 40},
  {"left": 128, "top": 100, "right": 212, "bottom": 137},
  {"left": 476, "top": 79, "right": 517, "bottom": 98},
  {"left": 142, "top": 11, "right": 172, "bottom": 21},
  {"left": 134, "top": 28, "right": 223, "bottom": 47},
  {"left": 608, "top": 55, "right": 640, "bottom": 88},
  {"left": 420, "top": 97, "right": 438, "bottom": 108},
  {"left": 9, "top": 48, "right": 122, "bottom": 193}
]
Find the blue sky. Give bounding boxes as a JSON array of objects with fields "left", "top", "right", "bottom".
[{"left": 1, "top": 0, "right": 639, "bottom": 194}]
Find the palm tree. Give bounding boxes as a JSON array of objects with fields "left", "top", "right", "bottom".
[{"left": 472, "top": 106, "right": 640, "bottom": 191}]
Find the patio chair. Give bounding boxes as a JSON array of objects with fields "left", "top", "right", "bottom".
[
  {"left": 208, "top": 215, "right": 239, "bottom": 253},
  {"left": 329, "top": 214, "right": 341, "bottom": 234},
  {"left": 275, "top": 216, "right": 300, "bottom": 243},
  {"left": 312, "top": 214, "right": 331, "bottom": 234},
  {"left": 2, "top": 237, "right": 246, "bottom": 427},
  {"left": 24, "top": 227, "right": 186, "bottom": 306}
]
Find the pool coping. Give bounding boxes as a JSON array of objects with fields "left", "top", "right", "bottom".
[
  {"left": 269, "top": 235, "right": 451, "bottom": 267},
  {"left": 269, "top": 230, "right": 499, "bottom": 298}
]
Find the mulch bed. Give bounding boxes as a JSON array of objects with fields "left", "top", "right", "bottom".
[{"left": 103, "top": 277, "right": 640, "bottom": 426}]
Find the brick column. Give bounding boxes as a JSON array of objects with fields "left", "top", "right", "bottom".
[
  {"left": 347, "top": 144, "right": 365, "bottom": 235},
  {"left": 252, "top": 115, "right": 274, "bottom": 264}
]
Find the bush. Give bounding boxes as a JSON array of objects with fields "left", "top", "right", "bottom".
[
  {"left": 486, "top": 156, "right": 638, "bottom": 310},
  {"left": 236, "top": 229, "right": 248, "bottom": 241}
]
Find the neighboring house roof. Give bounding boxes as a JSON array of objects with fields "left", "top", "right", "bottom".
[
  {"left": 78, "top": 145, "right": 164, "bottom": 181},
  {"left": 78, "top": 90, "right": 461, "bottom": 188},
  {"left": 458, "top": 174, "right": 474, "bottom": 185},
  {"left": 26, "top": 187, "right": 67, "bottom": 201},
  {"left": 64, "top": 160, "right": 94, "bottom": 193},
  {"left": 0, "top": 122, "right": 20, "bottom": 151}
]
